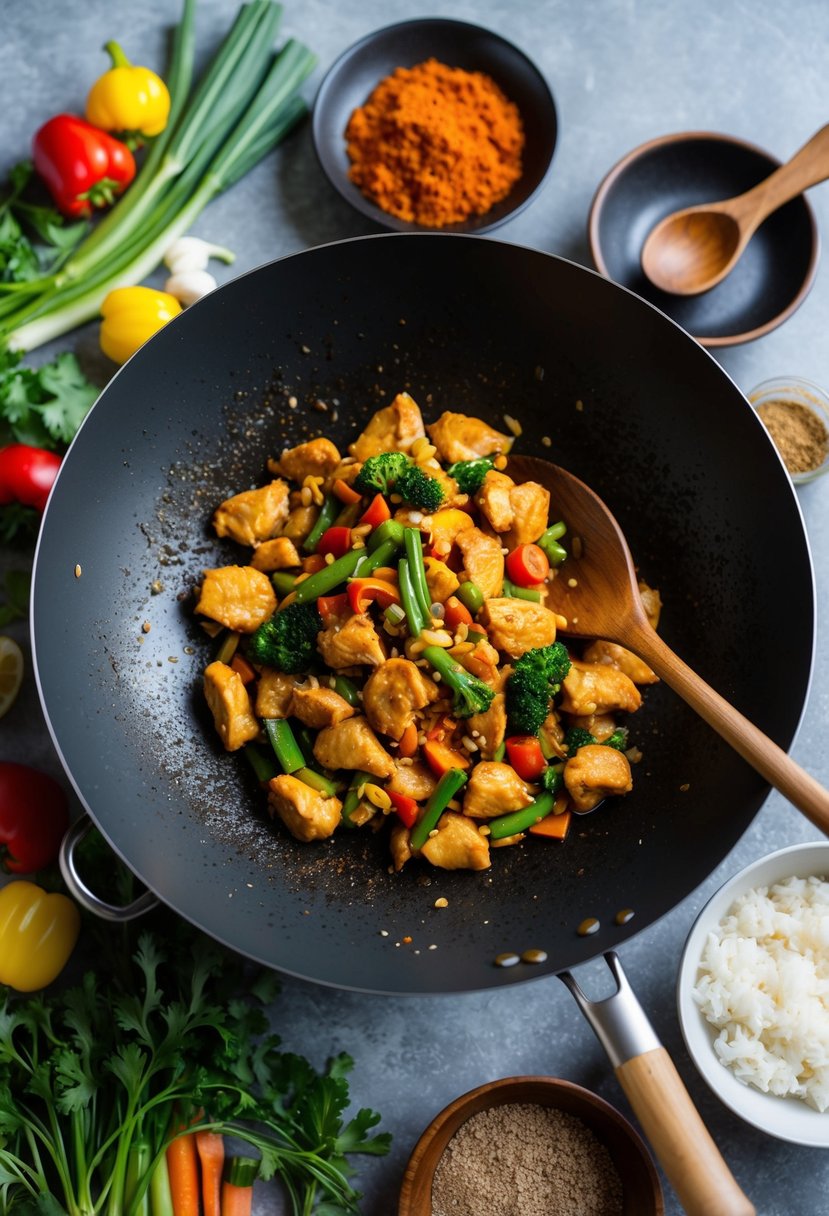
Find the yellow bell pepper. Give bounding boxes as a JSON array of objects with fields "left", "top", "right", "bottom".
[
  {"left": 100, "top": 285, "right": 182, "bottom": 364},
  {"left": 86, "top": 41, "right": 171, "bottom": 140},
  {"left": 0, "top": 880, "right": 80, "bottom": 992}
]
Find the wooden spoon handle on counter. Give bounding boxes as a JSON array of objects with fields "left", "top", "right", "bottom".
[
  {"left": 616, "top": 1048, "right": 755, "bottom": 1216},
  {"left": 626, "top": 620, "right": 829, "bottom": 835}
]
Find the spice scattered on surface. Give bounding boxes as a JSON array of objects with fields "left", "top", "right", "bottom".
[
  {"left": 757, "top": 397, "right": 829, "bottom": 475},
  {"left": 345, "top": 58, "right": 524, "bottom": 227},
  {"left": 431, "top": 1102, "right": 624, "bottom": 1216}
]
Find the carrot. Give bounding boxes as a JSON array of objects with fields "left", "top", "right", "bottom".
[
  {"left": 301, "top": 553, "right": 326, "bottom": 573},
  {"left": 443, "top": 595, "right": 473, "bottom": 631},
  {"left": 166, "top": 1131, "right": 200, "bottom": 1216},
  {"left": 221, "top": 1157, "right": 259, "bottom": 1216},
  {"left": 398, "top": 722, "right": 418, "bottom": 758},
  {"left": 423, "top": 738, "right": 470, "bottom": 777},
  {"left": 196, "top": 1131, "right": 225, "bottom": 1216},
  {"left": 230, "top": 654, "right": 256, "bottom": 685},
  {"left": 332, "top": 477, "right": 362, "bottom": 504},
  {"left": 529, "top": 807, "right": 572, "bottom": 840}
]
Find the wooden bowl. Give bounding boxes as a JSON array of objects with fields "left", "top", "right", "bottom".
[{"left": 398, "top": 1075, "right": 664, "bottom": 1215}]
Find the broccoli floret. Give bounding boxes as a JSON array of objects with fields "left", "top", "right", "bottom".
[
  {"left": 564, "top": 726, "right": 596, "bottom": 757},
  {"left": 446, "top": 455, "right": 496, "bottom": 495},
  {"left": 540, "top": 763, "right": 564, "bottom": 794},
  {"left": 505, "top": 642, "right": 572, "bottom": 735},
  {"left": 422, "top": 645, "right": 495, "bottom": 718},
  {"left": 604, "top": 727, "right": 629, "bottom": 752},
  {"left": 246, "top": 602, "right": 322, "bottom": 674},
  {"left": 353, "top": 451, "right": 409, "bottom": 496},
  {"left": 396, "top": 463, "right": 445, "bottom": 512}
]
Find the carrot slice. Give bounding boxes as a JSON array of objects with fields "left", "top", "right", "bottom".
[
  {"left": 529, "top": 808, "right": 572, "bottom": 840},
  {"left": 230, "top": 654, "right": 256, "bottom": 685},
  {"left": 333, "top": 477, "right": 362, "bottom": 504}
]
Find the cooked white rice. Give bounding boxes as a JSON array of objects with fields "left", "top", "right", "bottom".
[{"left": 692, "top": 874, "right": 829, "bottom": 1112}]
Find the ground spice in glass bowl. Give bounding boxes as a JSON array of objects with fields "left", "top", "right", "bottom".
[
  {"left": 748, "top": 377, "right": 829, "bottom": 485},
  {"left": 398, "top": 1076, "right": 663, "bottom": 1216}
]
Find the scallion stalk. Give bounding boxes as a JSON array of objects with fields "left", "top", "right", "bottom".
[
  {"left": 410, "top": 769, "right": 468, "bottom": 850},
  {"left": 264, "top": 718, "right": 305, "bottom": 773}
]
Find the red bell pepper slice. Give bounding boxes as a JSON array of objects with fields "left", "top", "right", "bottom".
[
  {"left": 318, "top": 592, "right": 350, "bottom": 622},
  {"left": 387, "top": 789, "right": 420, "bottom": 828},
  {"left": 0, "top": 762, "right": 69, "bottom": 874},
  {"left": 505, "top": 543, "right": 550, "bottom": 587},
  {"left": 32, "top": 114, "right": 136, "bottom": 217},
  {"left": 347, "top": 577, "right": 401, "bottom": 615},
  {"left": 505, "top": 736, "right": 546, "bottom": 782},
  {"left": 443, "top": 595, "right": 473, "bottom": 632},
  {"left": 359, "top": 493, "right": 391, "bottom": 529},
  {"left": 317, "top": 526, "right": 352, "bottom": 559}
]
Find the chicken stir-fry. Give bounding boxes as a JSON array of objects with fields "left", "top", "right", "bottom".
[{"left": 196, "top": 394, "right": 659, "bottom": 872}]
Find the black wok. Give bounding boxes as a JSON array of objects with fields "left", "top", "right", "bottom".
[{"left": 32, "top": 234, "right": 813, "bottom": 995}]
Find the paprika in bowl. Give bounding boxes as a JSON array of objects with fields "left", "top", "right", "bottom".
[{"left": 312, "top": 18, "right": 557, "bottom": 233}]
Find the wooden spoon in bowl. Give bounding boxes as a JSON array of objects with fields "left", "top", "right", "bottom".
[
  {"left": 508, "top": 455, "right": 829, "bottom": 832},
  {"left": 640, "top": 122, "right": 829, "bottom": 295}
]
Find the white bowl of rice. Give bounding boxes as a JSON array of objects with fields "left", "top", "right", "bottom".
[{"left": 677, "top": 841, "right": 829, "bottom": 1146}]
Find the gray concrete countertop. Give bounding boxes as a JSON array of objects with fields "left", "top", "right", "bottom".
[{"left": 2, "top": 2, "right": 829, "bottom": 1213}]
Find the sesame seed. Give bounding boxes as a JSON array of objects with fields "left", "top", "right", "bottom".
[
  {"left": 503, "top": 414, "right": 522, "bottom": 437},
  {"left": 434, "top": 897, "right": 449, "bottom": 908},
  {"left": 567, "top": 577, "right": 578, "bottom": 587},
  {"left": 541, "top": 435, "right": 552, "bottom": 447}
]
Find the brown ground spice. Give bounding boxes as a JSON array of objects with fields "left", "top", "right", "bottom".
[
  {"left": 430, "top": 1102, "right": 624, "bottom": 1216},
  {"left": 345, "top": 58, "right": 524, "bottom": 227},
  {"left": 757, "top": 398, "right": 829, "bottom": 474}
]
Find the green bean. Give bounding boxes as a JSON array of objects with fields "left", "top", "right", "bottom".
[
  {"left": 488, "top": 792, "right": 556, "bottom": 840},
  {"left": 492, "top": 741, "right": 506, "bottom": 763},
  {"left": 296, "top": 766, "right": 338, "bottom": 797},
  {"left": 537, "top": 522, "right": 567, "bottom": 566},
  {"left": 502, "top": 576, "right": 542, "bottom": 602},
  {"left": 398, "top": 557, "right": 427, "bottom": 636},
  {"left": 341, "top": 770, "right": 375, "bottom": 825},
  {"left": 456, "top": 580, "right": 484, "bottom": 615},
  {"left": 302, "top": 492, "right": 339, "bottom": 554},
  {"left": 243, "top": 745, "right": 278, "bottom": 784},
  {"left": 334, "top": 675, "right": 361, "bottom": 706},
  {"left": 215, "top": 630, "right": 240, "bottom": 664},
  {"left": 410, "top": 768, "right": 469, "bottom": 851},
  {"left": 263, "top": 718, "right": 305, "bottom": 773},
  {"left": 292, "top": 548, "right": 364, "bottom": 603},
  {"left": 404, "top": 527, "right": 432, "bottom": 623},
  {"left": 271, "top": 570, "right": 298, "bottom": 597},
  {"left": 368, "top": 519, "right": 405, "bottom": 551},
  {"left": 353, "top": 536, "right": 401, "bottom": 576}
]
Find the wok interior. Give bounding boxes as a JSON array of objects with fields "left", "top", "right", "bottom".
[{"left": 33, "top": 235, "right": 813, "bottom": 993}]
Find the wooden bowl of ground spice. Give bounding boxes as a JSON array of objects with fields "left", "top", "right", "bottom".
[
  {"left": 312, "top": 18, "right": 557, "bottom": 233},
  {"left": 399, "top": 1075, "right": 663, "bottom": 1216},
  {"left": 748, "top": 377, "right": 829, "bottom": 485}
]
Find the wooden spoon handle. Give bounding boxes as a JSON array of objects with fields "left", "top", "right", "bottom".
[
  {"left": 737, "top": 122, "right": 829, "bottom": 226},
  {"left": 629, "top": 623, "right": 829, "bottom": 833},
  {"left": 616, "top": 1048, "right": 755, "bottom": 1216}
]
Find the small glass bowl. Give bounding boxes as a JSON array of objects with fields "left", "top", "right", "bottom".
[{"left": 747, "top": 376, "right": 829, "bottom": 485}]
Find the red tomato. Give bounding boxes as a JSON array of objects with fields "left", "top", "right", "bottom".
[
  {"left": 0, "top": 763, "right": 69, "bottom": 873},
  {"left": 0, "top": 444, "right": 62, "bottom": 512},
  {"left": 317, "top": 526, "right": 352, "bottom": 559},
  {"left": 505, "top": 543, "right": 550, "bottom": 587},
  {"left": 505, "top": 736, "right": 546, "bottom": 782}
]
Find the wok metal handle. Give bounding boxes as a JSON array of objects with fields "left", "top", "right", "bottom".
[
  {"left": 560, "top": 952, "right": 755, "bottom": 1216},
  {"left": 60, "top": 815, "right": 159, "bottom": 922}
]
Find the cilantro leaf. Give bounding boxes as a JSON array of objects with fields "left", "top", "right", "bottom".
[
  {"left": 36, "top": 354, "right": 98, "bottom": 445},
  {"left": 0, "top": 349, "right": 97, "bottom": 449}
]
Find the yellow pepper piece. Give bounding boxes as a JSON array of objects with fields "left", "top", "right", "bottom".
[
  {"left": 86, "top": 41, "right": 171, "bottom": 139},
  {"left": 100, "top": 285, "right": 182, "bottom": 364},
  {"left": 0, "top": 880, "right": 80, "bottom": 992}
]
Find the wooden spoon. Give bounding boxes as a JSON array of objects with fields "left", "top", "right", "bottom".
[
  {"left": 640, "top": 123, "right": 829, "bottom": 295},
  {"left": 509, "top": 455, "right": 829, "bottom": 833}
]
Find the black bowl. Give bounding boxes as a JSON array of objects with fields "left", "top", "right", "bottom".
[
  {"left": 311, "top": 18, "right": 557, "bottom": 233},
  {"left": 589, "top": 131, "right": 819, "bottom": 347}
]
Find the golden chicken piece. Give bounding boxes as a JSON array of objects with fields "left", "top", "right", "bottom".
[
  {"left": 389, "top": 821, "right": 413, "bottom": 872},
  {"left": 362, "top": 658, "right": 439, "bottom": 740},
  {"left": 559, "top": 659, "right": 642, "bottom": 716},
  {"left": 462, "top": 761, "right": 534, "bottom": 819},
  {"left": 349, "top": 392, "right": 426, "bottom": 461},
  {"left": 539, "top": 710, "right": 568, "bottom": 760},
  {"left": 313, "top": 715, "right": 395, "bottom": 778},
  {"left": 456, "top": 527, "right": 504, "bottom": 599},
  {"left": 424, "top": 557, "right": 460, "bottom": 603},
  {"left": 479, "top": 598, "right": 558, "bottom": 658},
  {"left": 456, "top": 635, "right": 501, "bottom": 684},
  {"left": 213, "top": 480, "right": 289, "bottom": 547},
  {"left": 317, "top": 612, "right": 386, "bottom": 668},
  {"left": 387, "top": 759, "right": 437, "bottom": 801},
  {"left": 255, "top": 669, "right": 298, "bottom": 719},
  {"left": 250, "top": 536, "right": 301, "bottom": 573},
  {"left": 426, "top": 411, "right": 513, "bottom": 464},
  {"left": 270, "top": 437, "right": 341, "bottom": 482},
  {"left": 639, "top": 581, "right": 662, "bottom": 629},
  {"left": 582, "top": 640, "right": 659, "bottom": 685},
  {"left": 564, "top": 745, "right": 633, "bottom": 812},
  {"left": 419, "top": 813, "right": 491, "bottom": 871},
  {"left": 281, "top": 505, "right": 318, "bottom": 544},
  {"left": 267, "top": 774, "right": 342, "bottom": 842},
  {"left": 289, "top": 685, "right": 355, "bottom": 729},
  {"left": 467, "top": 692, "right": 507, "bottom": 760},
  {"left": 568, "top": 712, "right": 620, "bottom": 743},
  {"left": 475, "top": 469, "right": 515, "bottom": 532},
  {"left": 195, "top": 566, "right": 276, "bottom": 633},
  {"left": 203, "top": 661, "right": 260, "bottom": 751},
  {"left": 503, "top": 481, "right": 550, "bottom": 549}
]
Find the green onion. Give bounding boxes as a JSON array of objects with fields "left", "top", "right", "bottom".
[
  {"left": 244, "top": 745, "right": 279, "bottom": 783},
  {"left": 493, "top": 741, "right": 506, "bottom": 762},
  {"left": 537, "top": 522, "right": 567, "bottom": 566},
  {"left": 215, "top": 630, "right": 240, "bottom": 664},
  {"left": 296, "top": 767, "right": 338, "bottom": 796},
  {"left": 467, "top": 629, "right": 487, "bottom": 645},
  {"left": 398, "top": 558, "right": 427, "bottom": 636},
  {"left": 410, "top": 769, "right": 468, "bottom": 851},
  {"left": 334, "top": 675, "right": 361, "bottom": 706},
  {"left": 224, "top": 1157, "right": 260, "bottom": 1188},
  {"left": 404, "top": 527, "right": 432, "bottom": 623},
  {"left": 488, "top": 792, "right": 556, "bottom": 840},
  {"left": 271, "top": 571, "right": 298, "bottom": 597},
  {"left": 2, "top": 1, "right": 316, "bottom": 352},
  {"left": 263, "top": 718, "right": 305, "bottom": 773},
  {"left": 456, "top": 580, "right": 484, "bottom": 615},
  {"left": 303, "top": 492, "right": 339, "bottom": 554},
  {"left": 502, "top": 576, "right": 542, "bottom": 602}
]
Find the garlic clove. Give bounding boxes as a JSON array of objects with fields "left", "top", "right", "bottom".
[
  {"left": 164, "top": 270, "right": 218, "bottom": 306},
  {"left": 163, "top": 236, "right": 235, "bottom": 273}
]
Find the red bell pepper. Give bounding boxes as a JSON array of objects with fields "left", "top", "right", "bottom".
[
  {"left": 387, "top": 789, "right": 419, "bottom": 828},
  {"left": 505, "top": 736, "right": 546, "bottom": 782},
  {"left": 443, "top": 595, "right": 474, "bottom": 631},
  {"left": 359, "top": 493, "right": 391, "bottom": 529},
  {"left": 0, "top": 444, "right": 62, "bottom": 512},
  {"left": 318, "top": 592, "right": 350, "bottom": 622},
  {"left": 347, "top": 577, "right": 401, "bottom": 615},
  {"left": 317, "top": 526, "right": 352, "bottom": 559},
  {"left": 505, "top": 543, "right": 550, "bottom": 587},
  {"left": 0, "top": 762, "right": 69, "bottom": 874},
  {"left": 32, "top": 114, "right": 136, "bottom": 217}
]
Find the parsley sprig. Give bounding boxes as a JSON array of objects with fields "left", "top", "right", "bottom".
[{"left": 0, "top": 919, "right": 390, "bottom": 1215}]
